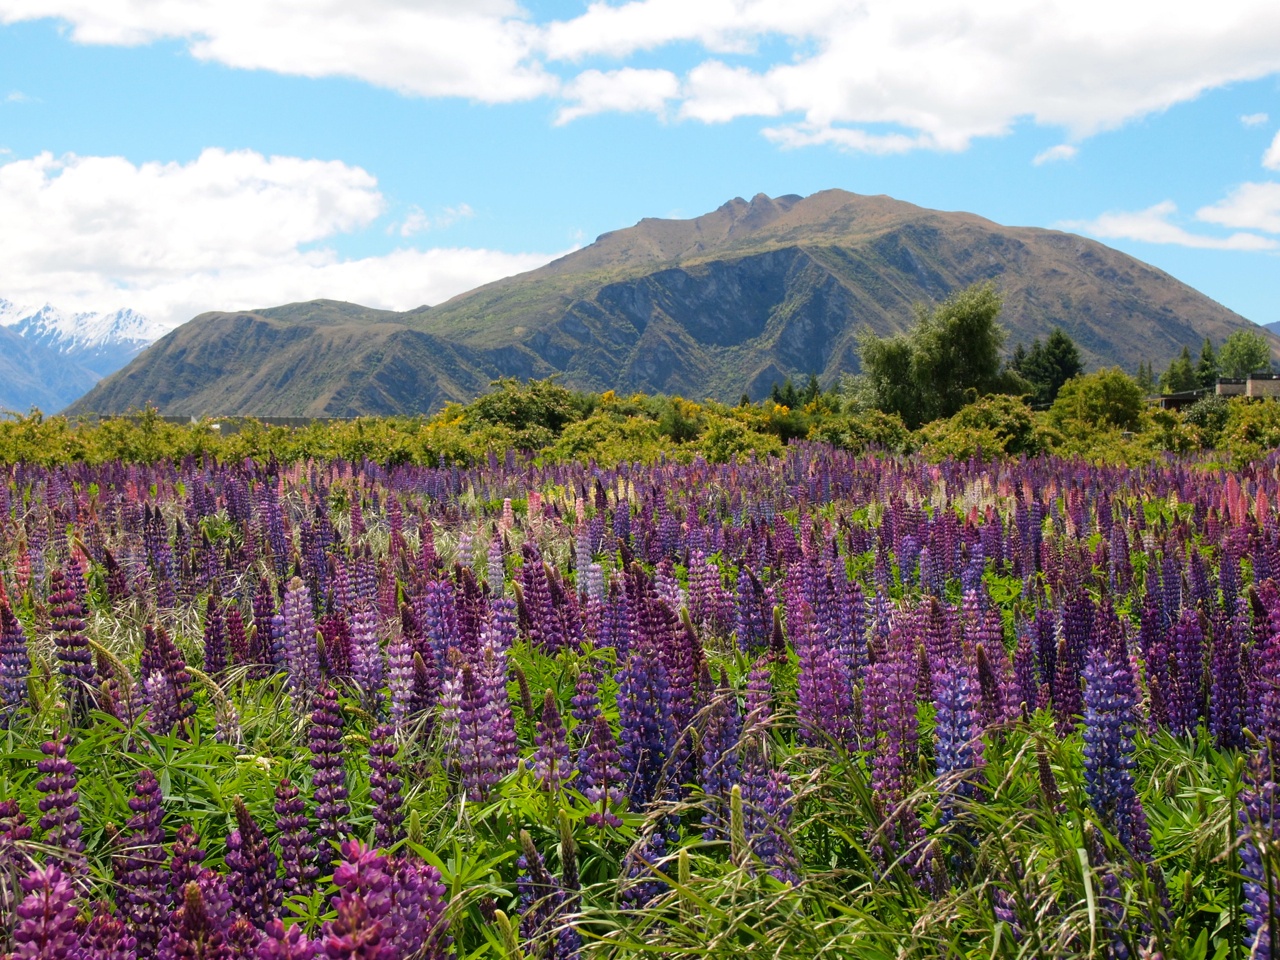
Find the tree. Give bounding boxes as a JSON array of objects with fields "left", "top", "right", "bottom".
[
  {"left": 1195, "top": 337, "right": 1219, "bottom": 389},
  {"left": 1134, "top": 360, "right": 1156, "bottom": 396},
  {"left": 1160, "top": 346, "right": 1197, "bottom": 393},
  {"left": 1218, "top": 329, "right": 1273, "bottom": 378},
  {"left": 1050, "top": 368, "right": 1145, "bottom": 433},
  {"left": 1012, "top": 328, "right": 1084, "bottom": 405},
  {"left": 859, "top": 281, "right": 1022, "bottom": 428}
]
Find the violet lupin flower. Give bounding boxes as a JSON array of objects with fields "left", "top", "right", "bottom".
[
  {"left": 225, "top": 798, "right": 282, "bottom": 928},
  {"left": 0, "top": 597, "right": 31, "bottom": 725},
  {"left": 384, "top": 857, "right": 450, "bottom": 960},
  {"left": 322, "top": 841, "right": 394, "bottom": 960},
  {"left": 932, "top": 650, "right": 985, "bottom": 827},
  {"left": 367, "top": 725, "right": 405, "bottom": 850},
  {"left": 36, "top": 737, "right": 86, "bottom": 877},
  {"left": 115, "top": 769, "right": 169, "bottom": 953},
  {"left": 1081, "top": 648, "right": 1152, "bottom": 860},
  {"left": 1238, "top": 755, "right": 1280, "bottom": 960},
  {"left": 48, "top": 568, "right": 97, "bottom": 725},
  {"left": 274, "top": 779, "right": 315, "bottom": 896},
  {"left": 739, "top": 738, "right": 797, "bottom": 883},
  {"left": 534, "top": 689, "right": 572, "bottom": 793},
  {"left": 309, "top": 685, "right": 350, "bottom": 874},
  {"left": 282, "top": 577, "right": 321, "bottom": 709},
  {"left": 699, "top": 682, "right": 741, "bottom": 842},
  {"left": 569, "top": 667, "right": 599, "bottom": 737},
  {"left": 9, "top": 864, "right": 80, "bottom": 960},
  {"left": 347, "top": 607, "right": 384, "bottom": 712}
]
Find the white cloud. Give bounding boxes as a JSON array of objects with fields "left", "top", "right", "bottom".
[
  {"left": 1242, "top": 112, "right": 1270, "bottom": 126},
  {"left": 1063, "top": 200, "right": 1278, "bottom": 251},
  {"left": 394, "top": 202, "right": 475, "bottom": 237},
  {"left": 1265, "top": 130, "right": 1280, "bottom": 170},
  {"left": 1033, "top": 144, "right": 1077, "bottom": 165},
  {"left": 9, "top": 1, "right": 1280, "bottom": 154},
  {"left": 0, "top": 0, "right": 554, "bottom": 102},
  {"left": 555, "top": 68, "right": 680, "bottom": 124},
  {"left": 1198, "top": 182, "right": 1280, "bottom": 234},
  {"left": 4, "top": 90, "right": 30, "bottom": 102},
  {"left": 0, "top": 149, "right": 557, "bottom": 330}
]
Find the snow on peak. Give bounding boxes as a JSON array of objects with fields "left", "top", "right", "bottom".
[{"left": 0, "top": 298, "right": 162, "bottom": 353}]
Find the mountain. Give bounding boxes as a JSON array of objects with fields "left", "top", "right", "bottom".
[
  {"left": 69, "top": 189, "right": 1278, "bottom": 417},
  {"left": 0, "top": 299, "right": 157, "bottom": 380},
  {"left": 0, "top": 323, "right": 100, "bottom": 414}
]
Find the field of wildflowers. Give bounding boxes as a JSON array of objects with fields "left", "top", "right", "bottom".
[{"left": 0, "top": 442, "right": 1278, "bottom": 958}]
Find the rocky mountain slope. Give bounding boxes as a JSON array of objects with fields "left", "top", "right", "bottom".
[{"left": 70, "top": 190, "right": 1274, "bottom": 417}]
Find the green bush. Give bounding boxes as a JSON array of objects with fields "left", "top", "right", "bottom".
[{"left": 918, "top": 394, "right": 1049, "bottom": 459}]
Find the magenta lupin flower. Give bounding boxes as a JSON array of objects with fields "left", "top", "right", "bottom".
[{"left": 9, "top": 864, "right": 80, "bottom": 960}]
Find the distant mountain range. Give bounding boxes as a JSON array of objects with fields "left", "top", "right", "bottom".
[
  {"left": 70, "top": 190, "right": 1279, "bottom": 418},
  {"left": 0, "top": 299, "right": 156, "bottom": 413}
]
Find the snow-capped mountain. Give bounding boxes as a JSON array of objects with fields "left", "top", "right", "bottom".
[{"left": 0, "top": 299, "right": 159, "bottom": 379}]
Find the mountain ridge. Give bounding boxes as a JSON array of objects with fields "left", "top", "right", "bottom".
[{"left": 69, "top": 190, "right": 1276, "bottom": 418}]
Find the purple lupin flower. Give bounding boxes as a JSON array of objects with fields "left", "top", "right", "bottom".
[
  {"left": 578, "top": 715, "right": 624, "bottom": 828},
  {"left": 168, "top": 824, "right": 206, "bottom": 902},
  {"left": 616, "top": 644, "right": 677, "bottom": 809},
  {"left": 82, "top": 906, "right": 139, "bottom": 960},
  {"left": 1211, "top": 613, "right": 1247, "bottom": 750},
  {"left": 309, "top": 685, "right": 350, "bottom": 874},
  {"left": 569, "top": 667, "right": 599, "bottom": 737},
  {"left": 202, "top": 594, "right": 227, "bottom": 679},
  {"left": 457, "top": 661, "right": 508, "bottom": 800},
  {"left": 739, "top": 738, "right": 797, "bottom": 883},
  {"left": 1166, "top": 608, "right": 1205, "bottom": 736},
  {"left": 1082, "top": 649, "right": 1152, "bottom": 860},
  {"left": 367, "top": 725, "right": 405, "bottom": 850},
  {"left": 9, "top": 864, "right": 80, "bottom": 960},
  {"left": 225, "top": 798, "right": 282, "bottom": 928},
  {"left": 0, "top": 597, "right": 31, "bottom": 724},
  {"left": 385, "top": 625, "right": 415, "bottom": 727},
  {"left": 48, "top": 568, "right": 96, "bottom": 724},
  {"left": 35, "top": 738, "right": 86, "bottom": 876},
  {"left": 273, "top": 779, "right": 315, "bottom": 897},
  {"left": 140, "top": 625, "right": 197, "bottom": 739},
  {"left": 384, "top": 856, "right": 450, "bottom": 960},
  {"left": 115, "top": 769, "right": 169, "bottom": 953},
  {"left": 865, "top": 628, "right": 923, "bottom": 871},
  {"left": 793, "top": 600, "right": 855, "bottom": 750},
  {"left": 226, "top": 605, "right": 250, "bottom": 671},
  {"left": 517, "top": 830, "right": 580, "bottom": 960},
  {"left": 282, "top": 577, "right": 320, "bottom": 709},
  {"left": 534, "top": 690, "right": 572, "bottom": 793}
]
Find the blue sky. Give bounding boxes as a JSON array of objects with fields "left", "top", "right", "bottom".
[{"left": 2, "top": 1, "right": 1280, "bottom": 338}]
